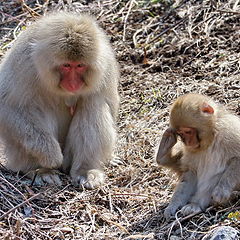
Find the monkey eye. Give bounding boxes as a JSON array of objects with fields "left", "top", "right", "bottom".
[
  {"left": 63, "top": 63, "right": 71, "bottom": 68},
  {"left": 77, "top": 64, "right": 86, "bottom": 68}
]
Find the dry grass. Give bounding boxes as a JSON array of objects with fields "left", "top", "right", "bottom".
[{"left": 0, "top": 0, "right": 240, "bottom": 239}]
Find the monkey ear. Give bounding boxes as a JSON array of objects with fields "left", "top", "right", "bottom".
[{"left": 201, "top": 102, "right": 214, "bottom": 114}]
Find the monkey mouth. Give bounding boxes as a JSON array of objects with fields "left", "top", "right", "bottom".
[
  {"left": 59, "top": 78, "right": 85, "bottom": 93},
  {"left": 177, "top": 132, "right": 200, "bottom": 149}
]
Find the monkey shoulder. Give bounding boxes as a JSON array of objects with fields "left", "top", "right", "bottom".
[{"left": 215, "top": 113, "right": 240, "bottom": 145}]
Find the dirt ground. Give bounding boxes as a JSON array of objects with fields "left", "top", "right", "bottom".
[{"left": 0, "top": 0, "right": 240, "bottom": 239}]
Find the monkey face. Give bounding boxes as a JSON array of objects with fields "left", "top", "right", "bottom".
[
  {"left": 30, "top": 13, "right": 104, "bottom": 97},
  {"left": 177, "top": 127, "right": 200, "bottom": 149},
  {"left": 59, "top": 61, "right": 88, "bottom": 93}
]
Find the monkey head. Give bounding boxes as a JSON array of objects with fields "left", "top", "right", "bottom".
[
  {"left": 170, "top": 94, "right": 217, "bottom": 152},
  {"left": 30, "top": 12, "right": 107, "bottom": 96}
]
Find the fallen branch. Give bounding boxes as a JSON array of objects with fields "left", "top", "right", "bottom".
[{"left": 0, "top": 193, "right": 41, "bottom": 220}]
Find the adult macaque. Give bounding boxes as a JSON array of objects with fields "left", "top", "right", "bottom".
[
  {"left": 156, "top": 93, "right": 240, "bottom": 219},
  {"left": 0, "top": 12, "right": 120, "bottom": 189}
]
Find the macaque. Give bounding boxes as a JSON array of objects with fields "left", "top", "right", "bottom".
[
  {"left": 156, "top": 93, "right": 240, "bottom": 219},
  {"left": 0, "top": 12, "right": 120, "bottom": 189}
]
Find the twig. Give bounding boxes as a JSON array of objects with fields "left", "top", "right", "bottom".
[
  {"left": 162, "top": 207, "right": 214, "bottom": 231},
  {"left": 0, "top": 193, "right": 41, "bottom": 220},
  {"left": 167, "top": 210, "right": 183, "bottom": 239},
  {"left": 215, "top": 10, "right": 240, "bottom": 15},
  {"left": 0, "top": 7, "right": 41, "bottom": 26},
  {"left": 21, "top": 0, "right": 41, "bottom": 17},
  {"left": 148, "top": 17, "right": 187, "bottom": 45},
  {"left": 100, "top": 215, "right": 130, "bottom": 234},
  {"left": 122, "top": 0, "right": 136, "bottom": 42},
  {"left": 0, "top": 173, "right": 26, "bottom": 198}
]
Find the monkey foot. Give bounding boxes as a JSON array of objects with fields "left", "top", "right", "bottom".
[
  {"left": 181, "top": 203, "right": 202, "bottom": 216},
  {"left": 31, "top": 168, "right": 62, "bottom": 186},
  {"left": 164, "top": 205, "right": 179, "bottom": 220},
  {"left": 212, "top": 185, "right": 231, "bottom": 203},
  {"left": 72, "top": 169, "right": 105, "bottom": 189}
]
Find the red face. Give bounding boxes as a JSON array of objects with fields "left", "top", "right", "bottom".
[
  {"left": 177, "top": 127, "right": 200, "bottom": 148},
  {"left": 59, "top": 61, "right": 87, "bottom": 93}
]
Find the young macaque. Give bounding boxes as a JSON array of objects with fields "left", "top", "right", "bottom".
[
  {"left": 156, "top": 93, "right": 240, "bottom": 219},
  {"left": 0, "top": 12, "right": 120, "bottom": 189}
]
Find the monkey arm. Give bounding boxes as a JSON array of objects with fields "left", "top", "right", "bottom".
[
  {"left": 0, "top": 105, "right": 63, "bottom": 169},
  {"left": 63, "top": 94, "right": 116, "bottom": 188},
  {"left": 164, "top": 171, "right": 197, "bottom": 219},
  {"left": 156, "top": 128, "right": 183, "bottom": 173},
  {"left": 212, "top": 156, "right": 240, "bottom": 203},
  {"left": 102, "top": 62, "right": 120, "bottom": 120},
  {"left": 105, "top": 91, "right": 120, "bottom": 121}
]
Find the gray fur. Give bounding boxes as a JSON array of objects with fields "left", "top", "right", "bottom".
[
  {"left": 156, "top": 95, "right": 240, "bottom": 219},
  {"left": 0, "top": 12, "right": 120, "bottom": 188}
]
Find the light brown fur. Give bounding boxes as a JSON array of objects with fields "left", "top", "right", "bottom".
[
  {"left": 0, "top": 12, "right": 120, "bottom": 189},
  {"left": 156, "top": 93, "right": 240, "bottom": 219}
]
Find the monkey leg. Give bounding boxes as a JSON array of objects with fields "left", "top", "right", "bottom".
[
  {"left": 164, "top": 171, "right": 197, "bottom": 220},
  {"left": 5, "top": 141, "right": 41, "bottom": 172},
  {"left": 4, "top": 142, "right": 62, "bottom": 186},
  {"left": 212, "top": 157, "right": 240, "bottom": 203},
  {"left": 4, "top": 139, "right": 63, "bottom": 185},
  {"left": 212, "top": 185, "right": 232, "bottom": 204},
  {"left": 63, "top": 97, "right": 116, "bottom": 189},
  {"left": 182, "top": 174, "right": 221, "bottom": 215},
  {"left": 0, "top": 106, "right": 63, "bottom": 172}
]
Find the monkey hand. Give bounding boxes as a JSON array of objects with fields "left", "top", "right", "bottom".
[
  {"left": 31, "top": 168, "right": 62, "bottom": 186},
  {"left": 180, "top": 203, "right": 202, "bottom": 216},
  {"left": 164, "top": 204, "right": 179, "bottom": 221},
  {"left": 212, "top": 183, "right": 232, "bottom": 204},
  {"left": 156, "top": 128, "right": 177, "bottom": 165},
  {"left": 72, "top": 169, "right": 105, "bottom": 189},
  {"left": 38, "top": 137, "right": 63, "bottom": 169}
]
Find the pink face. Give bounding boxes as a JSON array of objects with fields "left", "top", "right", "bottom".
[
  {"left": 59, "top": 61, "right": 87, "bottom": 93},
  {"left": 177, "top": 127, "right": 200, "bottom": 148}
]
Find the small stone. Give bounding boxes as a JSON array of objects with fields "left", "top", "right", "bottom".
[
  {"left": 202, "top": 226, "right": 239, "bottom": 240},
  {"left": 169, "top": 236, "right": 182, "bottom": 240}
]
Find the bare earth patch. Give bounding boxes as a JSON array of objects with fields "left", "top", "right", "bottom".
[{"left": 0, "top": 1, "right": 239, "bottom": 239}]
